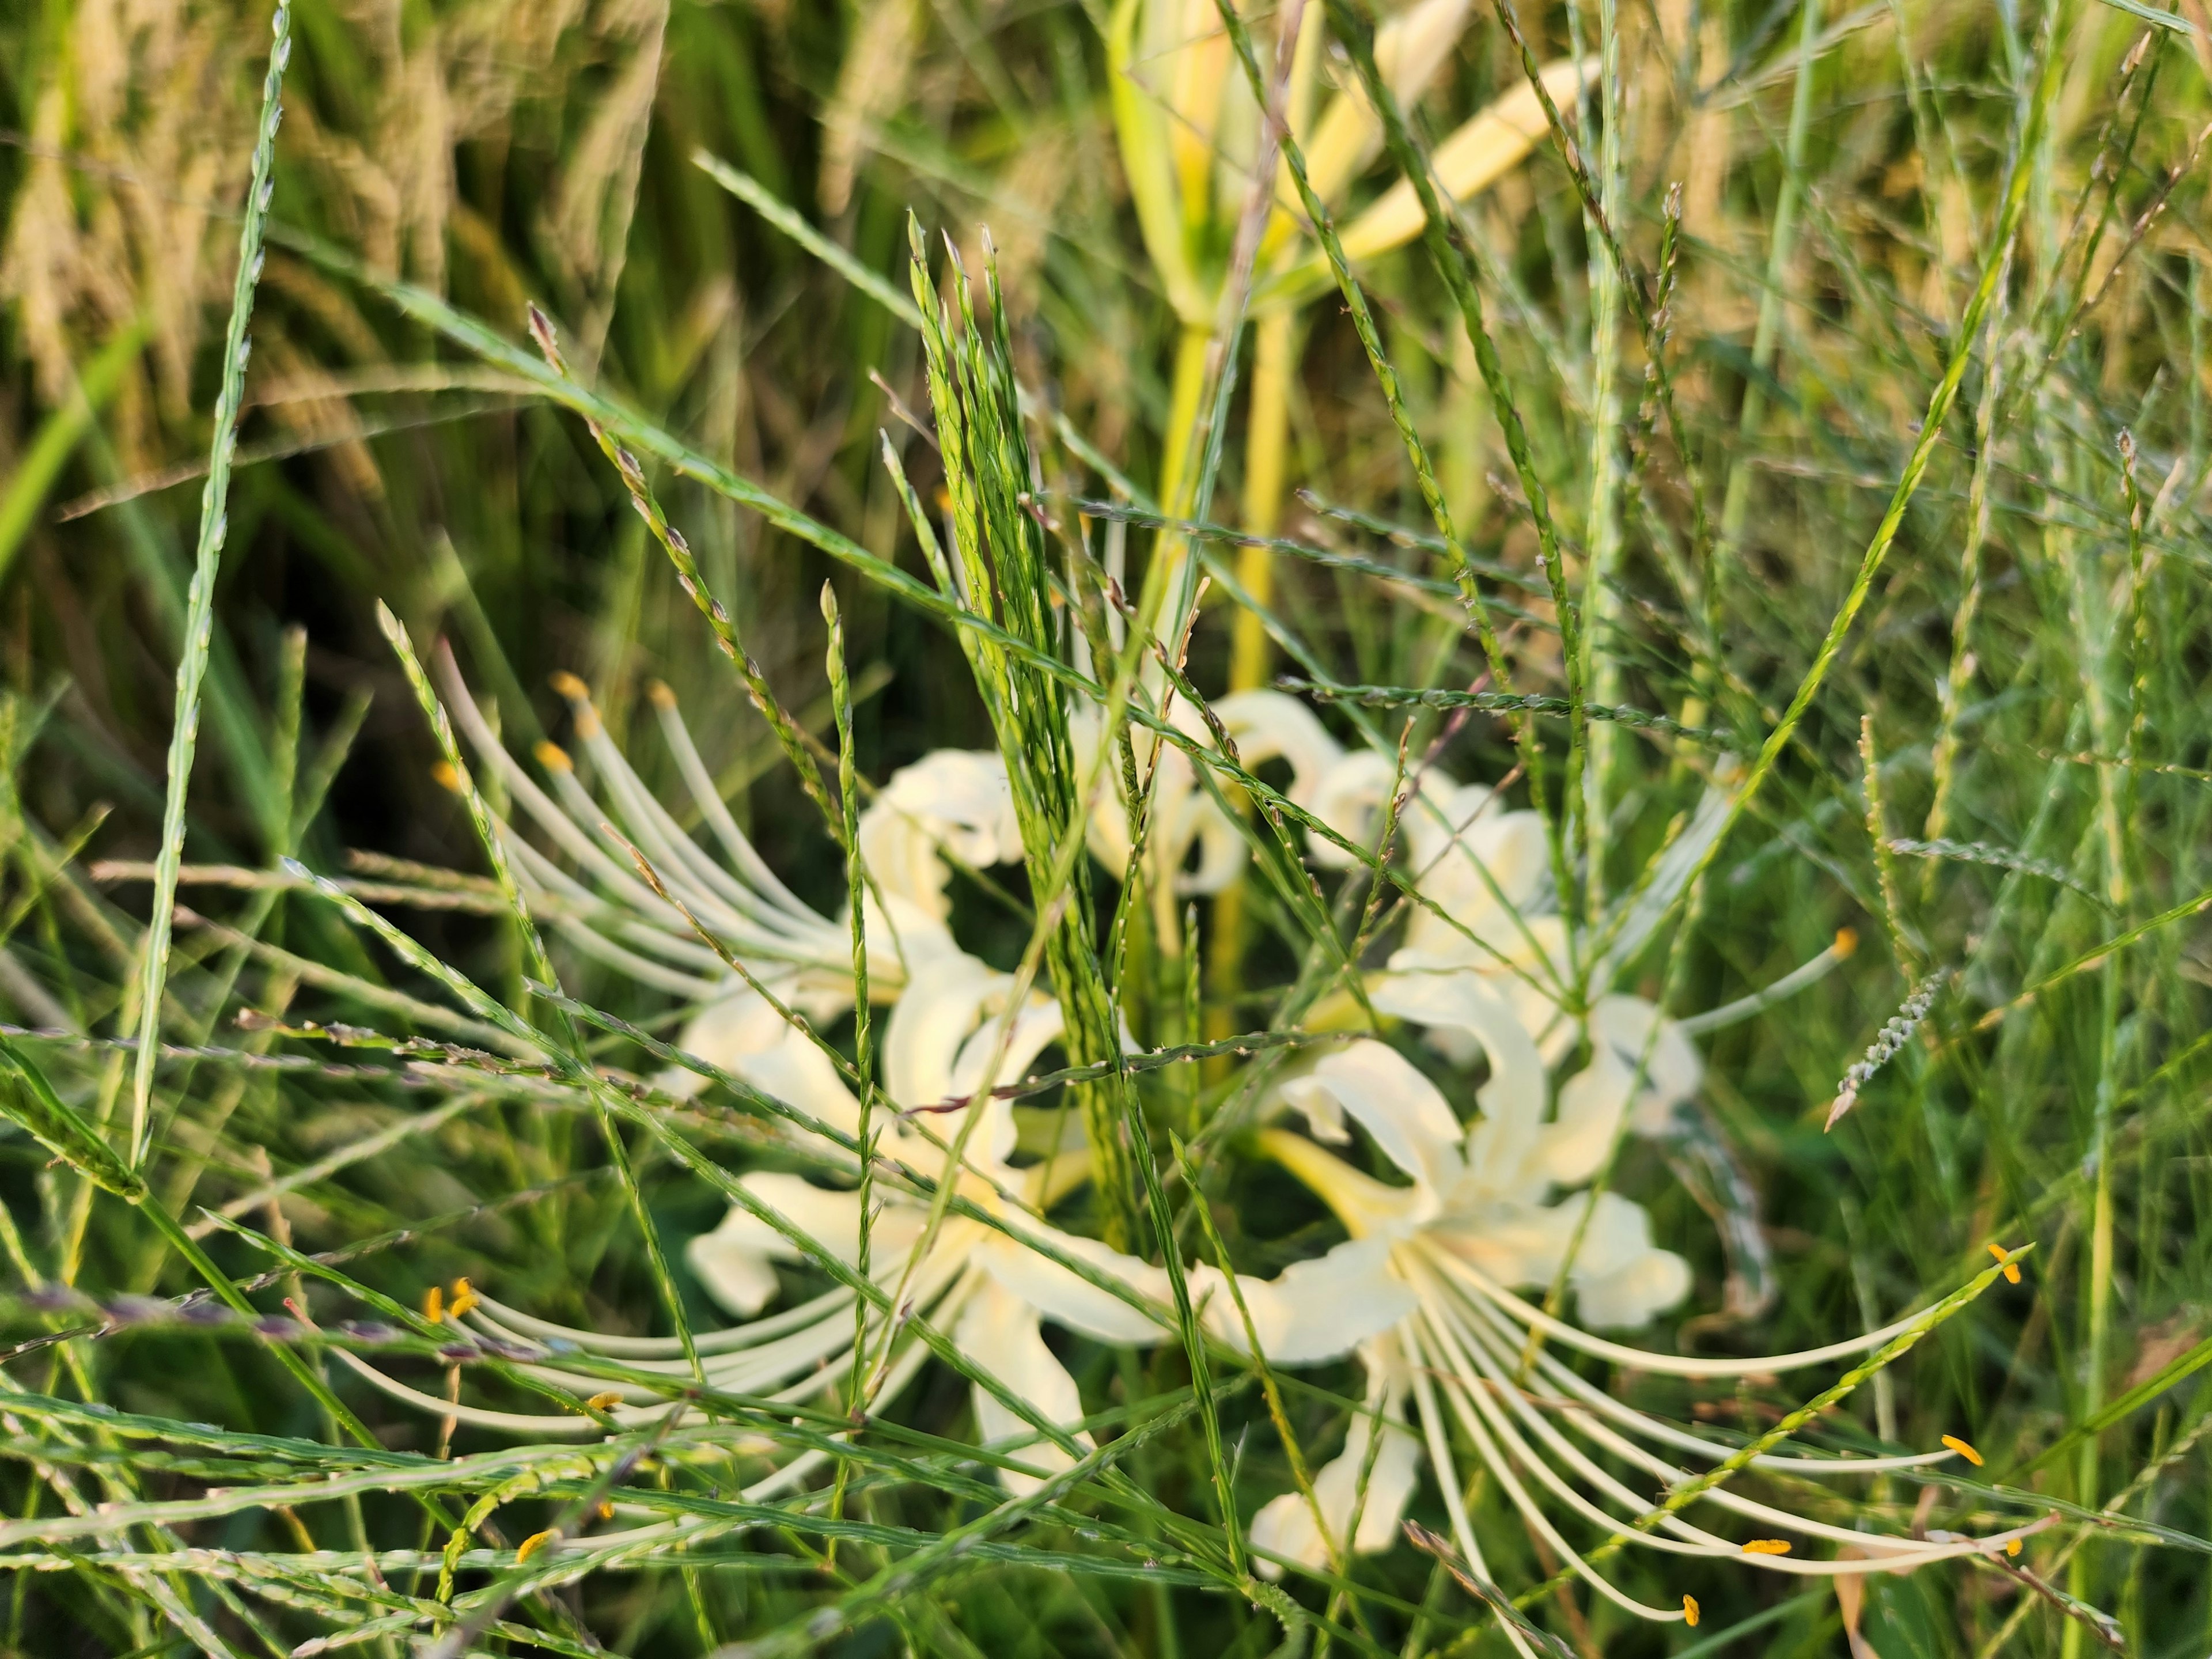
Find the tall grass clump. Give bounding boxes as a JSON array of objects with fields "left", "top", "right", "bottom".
[{"left": 0, "top": 0, "right": 2209, "bottom": 1655}]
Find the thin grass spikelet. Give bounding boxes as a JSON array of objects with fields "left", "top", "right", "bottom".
[{"left": 1825, "top": 973, "right": 1947, "bottom": 1130}]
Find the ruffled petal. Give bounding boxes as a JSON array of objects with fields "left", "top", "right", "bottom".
[
  {"left": 1589, "top": 994, "right": 1703, "bottom": 1135},
  {"left": 1277, "top": 1041, "right": 1464, "bottom": 1199},
  {"left": 1533, "top": 1046, "right": 1633, "bottom": 1187},
  {"left": 882, "top": 953, "right": 1002, "bottom": 1109},
  {"left": 855, "top": 750, "right": 1021, "bottom": 920},
  {"left": 688, "top": 1178, "right": 857, "bottom": 1315},
  {"left": 1252, "top": 1335, "right": 1421, "bottom": 1577},
  {"left": 1369, "top": 967, "right": 1548, "bottom": 1197},
  {"left": 665, "top": 986, "right": 861, "bottom": 1144},
  {"left": 1215, "top": 690, "right": 1345, "bottom": 804},
  {"left": 955, "top": 1278, "right": 1094, "bottom": 1495},
  {"left": 1574, "top": 1243, "right": 1692, "bottom": 1329},
  {"left": 1205, "top": 1237, "right": 1416, "bottom": 1363},
  {"left": 687, "top": 1176, "right": 933, "bottom": 1320},
  {"left": 973, "top": 1224, "right": 1170, "bottom": 1346},
  {"left": 1305, "top": 749, "right": 1400, "bottom": 868}
]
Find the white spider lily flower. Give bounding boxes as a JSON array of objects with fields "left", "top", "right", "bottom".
[
  {"left": 351, "top": 950, "right": 1410, "bottom": 1497},
  {"left": 363, "top": 671, "right": 1408, "bottom": 1497},
  {"left": 1244, "top": 1028, "right": 2039, "bottom": 1603}
]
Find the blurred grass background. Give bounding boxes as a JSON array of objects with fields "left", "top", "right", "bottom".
[{"left": 3, "top": 0, "right": 2212, "bottom": 1653}]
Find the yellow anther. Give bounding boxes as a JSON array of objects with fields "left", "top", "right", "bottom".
[
  {"left": 596, "top": 1500, "right": 615, "bottom": 1521},
  {"left": 1832, "top": 927, "right": 1858, "bottom": 959},
  {"left": 585, "top": 1391, "right": 622, "bottom": 1412},
  {"left": 1941, "top": 1434, "right": 1984, "bottom": 1467},
  {"left": 516, "top": 1529, "right": 555, "bottom": 1563},
  {"left": 549, "top": 671, "right": 590, "bottom": 701},
  {"left": 448, "top": 1278, "right": 478, "bottom": 1319},
  {"left": 1681, "top": 1594, "right": 1699, "bottom": 1627},
  {"left": 646, "top": 679, "right": 677, "bottom": 710},
  {"left": 421, "top": 1285, "right": 444, "bottom": 1323},
  {"left": 534, "top": 741, "right": 573, "bottom": 774},
  {"left": 430, "top": 762, "right": 462, "bottom": 794},
  {"left": 2005, "top": 1537, "right": 2021, "bottom": 1557},
  {"left": 1987, "top": 1242, "right": 2023, "bottom": 1283},
  {"left": 1741, "top": 1539, "right": 1793, "bottom": 1556}
]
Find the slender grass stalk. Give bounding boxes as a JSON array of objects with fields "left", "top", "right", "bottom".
[
  {"left": 1627, "top": 0, "right": 2067, "bottom": 945},
  {"left": 127, "top": 0, "right": 293, "bottom": 1170}
]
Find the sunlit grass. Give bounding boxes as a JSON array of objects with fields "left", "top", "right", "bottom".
[{"left": 1, "top": 0, "right": 2209, "bottom": 1654}]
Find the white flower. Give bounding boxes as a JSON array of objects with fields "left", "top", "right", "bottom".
[
  {"left": 352, "top": 671, "right": 1408, "bottom": 1499},
  {"left": 1242, "top": 1024, "right": 2040, "bottom": 1611}
]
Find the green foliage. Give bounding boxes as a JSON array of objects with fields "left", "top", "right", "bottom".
[{"left": 0, "top": 0, "right": 2209, "bottom": 1654}]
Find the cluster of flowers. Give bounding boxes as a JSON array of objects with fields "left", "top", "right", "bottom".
[{"left": 349, "top": 672, "right": 2035, "bottom": 1619}]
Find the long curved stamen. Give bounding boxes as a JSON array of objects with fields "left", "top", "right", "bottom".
[
  {"left": 555, "top": 680, "right": 828, "bottom": 945},
  {"left": 1455, "top": 1286, "right": 1950, "bottom": 1475},
  {"left": 1438, "top": 1252, "right": 1927, "bottom": 1377},
  {"left": 1426, "top": 1255, "right": 2047, "bottom": 1571},
  {"left": 1674, "top": 930, "right": 1855, "bottom": 1035},
  {"left": 646, "top": 681, "right": 824, "bottom": 929},
  {"left": 343, "top": 1287, "right": 952, "bottom": 1440},
  {"left": 1409, "top": 1296, "right": 1688, "bottom": 1621},
  {"left": 469, "top": 1286, "right": 854, "bottom": 1357},
  {"left": 1435, "top": 1268, "right": 1927, "bottom": 1558},
  {"left": 1398, "top": 1320, "right": 1544, "bottom": 1659}
]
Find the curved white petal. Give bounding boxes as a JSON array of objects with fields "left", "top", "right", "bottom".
[
  {"left": 1252, "top": 1335, "right": 1421, "bottom": 1577},
  {"left": 882, "top": 953, "right": 1002, "bottom": 1109},
  {"left": 1369, "top": 968, "right": 1548, "bottom": 1197},
  {"left": 856, "top": 749, "right": 1021, "bottom": 920},
  {"left": 1589, "top": 995, "right": 1703, "bottom": 1134},
  {"left": 687, "top": 1175, "right": 931, "bottom": 1319},
  {"left": 1277, "top": 1041, "right": 1464, "bottom": 1200},
  {"left": 1401, "top": 792, "right": 1551, "bottom": 960},
  {"left": 685, "top": 1215, "right": 785, "bottom": 1317},
  {"left": 974, "top": 1222, "right": 1171, "bottom": 1346},
  {"left": 955, "top": 1278, "right": 1094, "bottom": 1495},
  {"left": 1215, "top": 690, "right": 1344, "bottom": 804},
  {"left": 1430, "top": 1190, "right": 1690, "bottom": 1329},
  {"left": 666, "top": 985, "right": 860, "bottom": 1144},
  {"left": 1534, "top": 1047, "right": 1633, "bottom": 1187},
  {"left": 1205, "top": 1237, "right": 1416, "bottom": 1363},
  {"left": 1305, "top": 749, "right": 1400, "bottom": 868},
  {"left": 945, "top": 988, "right": 1065, "bottom": 1175},
  {"left": 1573, "top": 1247, "right": 1693, "bottom": 1330}
]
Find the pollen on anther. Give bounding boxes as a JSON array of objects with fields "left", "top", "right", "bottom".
[
  {"left": 430, "top": 762, "right": 462, "bottom": 793},
  {"left": 534, "top": 741, "right": 574, "bottom": 774},
  {"left": 448, "top": 1278, "right": 479, "bottom": 1319},
  {"left": 516, "top": 1529, "right": 555, "bottom": 1563},
  {"left": 1681, "top": 1594, "right": 1699, "bottom": 1627},
  {"left": 1941, "top": 1434, "right": 1984, "bottom": 1467},
  {"left": 646, "top": 680, "right": 677, "bottom": 710},
  {"left": 1741, "top": 1539, "right": 1792, "bottom": 1556},
  {"left": 1987, "top": 1242, "right": 2022, "bottom": 1284},
  {"left": 548, "top": 671, "right": 589, "bottom": 701},
  {"left": 2005, "top": 1537, "right": 2021, "bottom": 1557},
  {"left": 585, "top": 1391, "right": 622, "bottom": 1412},
  {"left": 421, "top": 1286, "right": 444, "bottom": 1323},
  {"left": 1833, "top": 927, "right": 1858, "bottom": 959}
]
